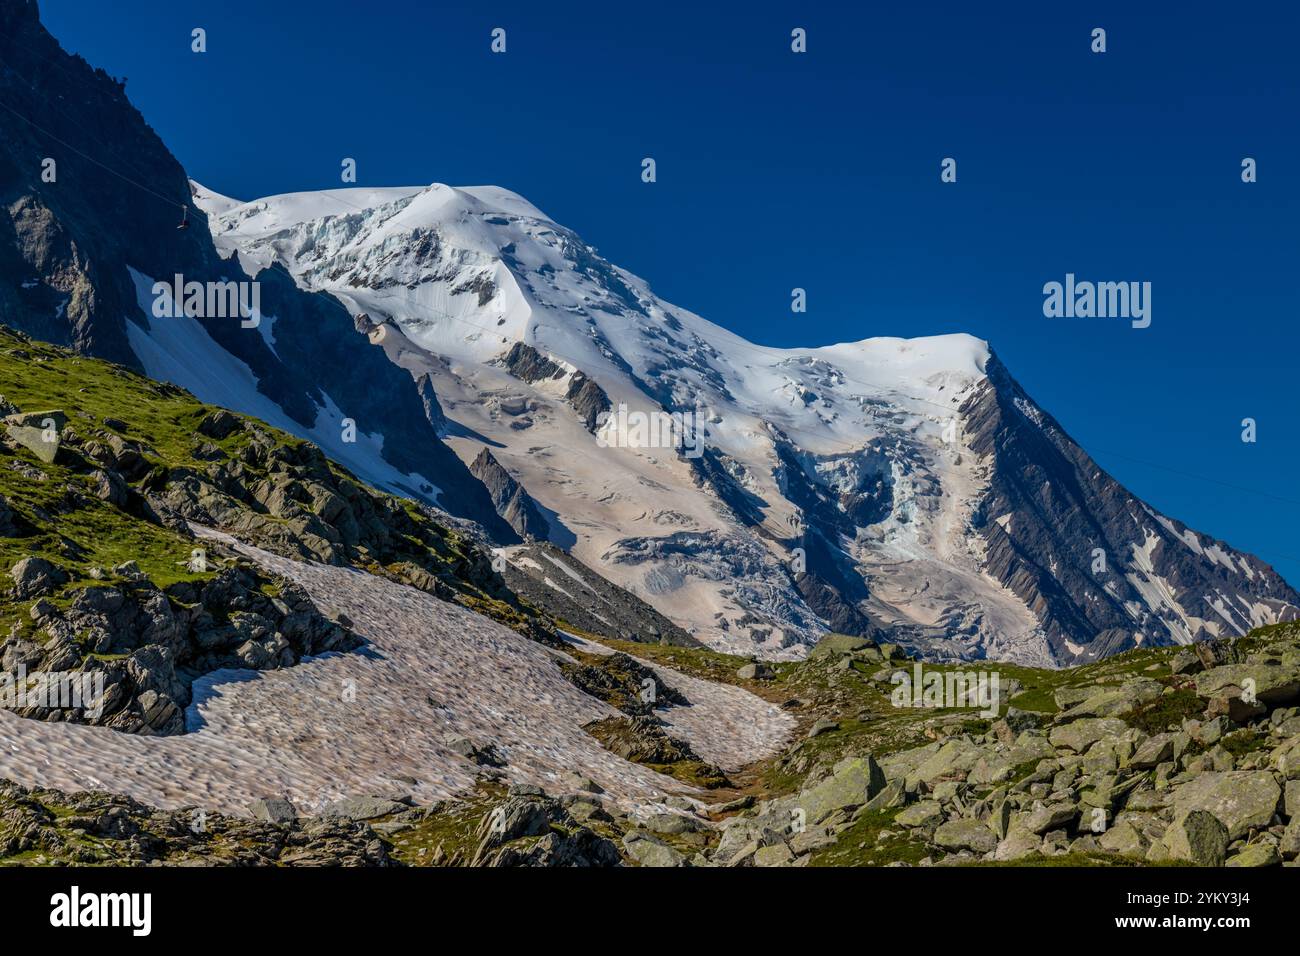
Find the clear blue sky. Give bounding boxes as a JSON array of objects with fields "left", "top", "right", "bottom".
[{"left": 38, "top": 0, "right": 1300, "bottom": 582}]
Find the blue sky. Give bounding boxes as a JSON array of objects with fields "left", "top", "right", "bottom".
[{"left": 39, "top": 0, "right": 1300, "bottom": 581}]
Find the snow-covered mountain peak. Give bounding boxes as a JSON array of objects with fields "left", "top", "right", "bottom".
[
  {"left": 195, "top": 179, "right": 987, "bottom": 407},
  {"left": 190, "top": 179, "right": 1298, "bottom": 664}
]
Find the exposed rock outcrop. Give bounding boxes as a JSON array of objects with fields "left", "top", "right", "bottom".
[
  {"left": 469, "top": 448, "right": 549, "bottom": 541},
  {"left": 2, "top": 558, "right": 359, "bottom": 735}
]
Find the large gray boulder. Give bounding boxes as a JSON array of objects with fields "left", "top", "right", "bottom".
[
  {"left": 248, "top": 797, "right": 299, "bottom": 824},
  {"left": 1058, "top": 680, "right": 1163, "bottom": 721},
  {"left": 1049, "top": 718, "right": 1129, "bottom": 753},
  {"left": 1195, "top": 663, "right": 1300, "bottom": 716},
  {"left": 796, "top": 755, "right": 886, "bottom": 824},
  {"left": 1023, "top": 802, "right": 1079, "bottom": 835},
  {"left": 622, "top": 831, "right": 687, "bottom": 867},
  {"left": 1226, "top": 844, "right": 1280, "bottom": 867},
  {"left": 321, "top": 796, "right": 407, "bottom": 822},
  {"left": 895, "top": 800, "right": 945, "bottom": 829},
  {"left": 910, "top": 739, "right": 983, "bottom": 786},
  {"left": 933, "top": 818, "right": 998, "bottom": 854},
  {"left": 1098, "top": 821, "right": 1148, "bottom": 857},
  {"left": 1129, "top": 733, "right": 1175, "bottom": 770},
  {"left": 3, "top": 410, "right": 66, "bottom": 463},
  {"left": 1161, "top": 810, "right": 1229, "bottom": 866},
  {"left": 994, "top": 827, "right": 1043, "bottom": 861},
  {"left": 8, "top": 556, "right": 68, "bottom": 598},
  {"left": 1170, "top": 771, "right": 1281, "bottom": 840}
]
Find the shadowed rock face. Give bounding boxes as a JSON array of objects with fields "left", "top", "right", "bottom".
[
  {"left": 469, "top": 448, "right": 549, "bottom": 541},
  {"left": 416, "top": 373, "right": 447, "bottom": 435},
  {"left": 501, "top": 342, "right": 565, "bottom": 383},
  {"left": 960, "top": 354, "right": 1300, "bottom": 663},
  {"left": 499, "top": 542, "right": 700, "bottom": 647},
  {"left": 0, "top": 0, "right": 512, "bottom": 540}
]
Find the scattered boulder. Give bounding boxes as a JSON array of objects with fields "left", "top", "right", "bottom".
[
  {"left": 933, "top": 818, "right": 998, "bottom": 854},
  {"left": 622, "top": 831, "right": 686, "bottom": 867},
  {"left": 8, "top": 556, "right": 68, "bottom": 598},
  {"left": 557, "top": 772, "right": 604, "bottom": 795},
  {"left": 447, "top": 737, "right": 507, "bottom": 768},
  {"left": 641, "top": 811, "right": 701, "bottom": 836},
  {"left": 1099, "top": 821, "right": 1148, "bottom": 857},
  {"left": 1169, "top": 772, "right": 1281, "bottom": 840},
  {"left": 994, "top": 827, "right": 1042, "bottom": 861},
  {"left": 796, "top": 755, "right": 886, "bottom": 824},
  {"left": 248, "top": 797, "right": 299, "bottom": 824},
  {"left": 808, "top": 718, "right": 840, "bottom": 739},
  {"left": 4, "top": 409, "right": 66, "bottom": 463},
  {"left": 1226, "top": 844, "right": 1280, "bottom": 867},
  {"left": 1161, "top": 810, "right": 1229, "bottom": 866},
  {"left": 1196, "top": 663, "right": 1300, "bottom": 716},
  {"left": 1059, "top": 680, "right": 1163, "bottom": 721},
  {"left": 195, "top": 409, "right": 242, "bottom": 440},
  {"left": 1049, "top": 718, "right": 1128, "bottom": 753},
  {"left": 753, "top": 841, "right": 796, "bottom": 867},
  {"left": 321, "top": 796, "right": 407, "bottom": 822},
  {"left": 896, "top": 801, "right": 945, "bottom": 829},
  {"left": 1129, "top": 733, "right": 1175, "bottom": 770},
  {"left": 1023, "top": 802, "right": 1079, "bottom": 835}
]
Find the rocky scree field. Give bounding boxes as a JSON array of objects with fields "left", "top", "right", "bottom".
[
  {"left": 8, "top": 613, "right": 1300, "bottom": 866},
  {"left": 374, "top": 624, "right": 1300, "bottom": 868}
]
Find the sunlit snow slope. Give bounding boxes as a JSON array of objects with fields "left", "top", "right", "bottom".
[{"left": 194, "top": 182, "right": 1299, "bottom": 665}]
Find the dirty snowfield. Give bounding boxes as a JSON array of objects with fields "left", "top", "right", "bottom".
[
  {"left": 0, "top": 529, "right": 792, "bottom": 817},
  {"left": 561, "top": 633, "right": 788, "bottom": 771}
]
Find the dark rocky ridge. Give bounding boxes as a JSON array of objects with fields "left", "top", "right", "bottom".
[
  {"left": 499, "top": 541, "right": 700, "bottom": 647},
  {"left": 468, "top": 447, "right": 549, "bottom": 541},
  {"left": 559, "top": 650, "right": 689, "bottom": 716},
  {"left": 960, "top": 353, "right": 1300, "bottom": 662}
]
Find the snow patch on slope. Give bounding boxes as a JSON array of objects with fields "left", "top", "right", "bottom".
[{"left": 0, "top": 529, "right": 791, "bottom": 815}]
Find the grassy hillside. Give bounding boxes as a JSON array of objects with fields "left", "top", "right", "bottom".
[{"left": 0, "top": 324, "right": 545, "bottom": 630}]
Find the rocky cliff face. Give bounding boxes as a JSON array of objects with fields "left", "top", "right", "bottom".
[
  {"left": 0, "top": 0, "right": 511, "bottom": 538},
  {"left": 5, "top": 556, "right": 359, "bottom": 736},
  {"left": 961, "top": 355, "right": 1299, "bottom": 663},
  {"left": 469, "top": 448, "right": 550, "bottom": 541}
]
